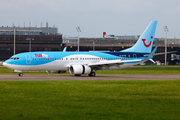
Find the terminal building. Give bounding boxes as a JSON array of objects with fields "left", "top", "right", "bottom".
[
  {"left": 0, "top": 23, "right": 62, "bottom": 60},
  {"left": 0, "top": 24, "right": 180, "bottom": 65}
]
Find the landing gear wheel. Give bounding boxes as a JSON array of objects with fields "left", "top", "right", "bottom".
[
  {"left": 18, "top": 73, "right": 23, "bottom": 77},
  {"left": 89, "top": 72, "right": 96, "bottom": 77}
]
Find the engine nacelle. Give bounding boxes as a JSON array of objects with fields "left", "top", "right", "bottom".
[
  {"left": 46, "top": 70, "right": 66, "bottom": 74},
  {"left": 69, "top": 65, "right": 91, "bottom": 75}
]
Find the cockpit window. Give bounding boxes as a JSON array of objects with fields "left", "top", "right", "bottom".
[{"left": 10, "top": 57, "right": 19, "bottom": 60}]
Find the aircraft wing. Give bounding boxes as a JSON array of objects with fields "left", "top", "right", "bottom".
[
  {"left": 88, "top": 60, "right": 124, "bottom": 68},
  {"left": 144, "top": 51, "right": 177, "bottom": 56},
  {"left": 88, "top": 59, "right": 142, "bottom": 68},
  {"left": 153, "top": 51, "right": 177, "bottom": 56}
]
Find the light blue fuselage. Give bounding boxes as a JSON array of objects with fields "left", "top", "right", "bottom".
[{"left": 4, "top": 51, "right": 146, "bottom": 71}]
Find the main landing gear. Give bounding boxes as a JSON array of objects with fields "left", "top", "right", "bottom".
[
  {"left": 74, "top": 72, "right": 96, "bottom": 77},
  {"left": 88, "top": 72, "right": 96, "bottom": 77},
  {"left": 18, "top": 73, "right": 23, "bottom": 77}
]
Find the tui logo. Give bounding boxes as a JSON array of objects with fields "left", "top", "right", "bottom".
[
  {"left": 34, "top": 54, "right": 42, "bottom": 57},
  {"left": 34, "top": 54, "right": 48, "bottom": 58},
  {"left": 142, "top": 36, "right": 153, "bottom": 48}
]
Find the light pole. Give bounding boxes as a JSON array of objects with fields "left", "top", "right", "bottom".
[
  {"left": 164, "top": 26, "right": 169, "bottom": 65},
  {"left": 26, "top": 38, "right": 34, "bottom": 52},
  {"left": 76, "top": 26, "right": 81, "bottom": 52},
  {"left": 14, "top": 26, "right": 16, "bottom": 55}
]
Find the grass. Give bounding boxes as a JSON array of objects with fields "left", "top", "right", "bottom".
[
  {"left": 96, "top": 65, "right": 180, "bottom": 75},
  {"left": 0, "top": 80, "right": 180, "bottom": 120},
  {"left": 1, "top": 65, "right": 180, "bottom": 75},
  {"left": 1, "top": 65, "right": 180, "bottom": 119}
]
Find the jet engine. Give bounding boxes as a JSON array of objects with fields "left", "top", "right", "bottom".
[{"left": 69, "top": 65, "right": 91, "bottom": 75}]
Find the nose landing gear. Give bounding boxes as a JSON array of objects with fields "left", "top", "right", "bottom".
[{"left": 13, "top": 70, "right": 23, "bottom": 77}]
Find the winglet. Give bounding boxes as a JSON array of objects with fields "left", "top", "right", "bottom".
[
  {"left": 63, "top": 47, "right": 67, "bottom": 52},
  {"left": 149, "top": 59, "right": 156, "bottom": 64},
  {"left": 149, "top": 46, "right": 158, "bottom": 59},
  {"left": 148, "top": 46, "right": 158, "bottom": 64}
]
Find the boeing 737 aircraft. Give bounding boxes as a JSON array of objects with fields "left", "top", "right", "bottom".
[{"left": 3, "top": 21, "right": 158, "bottom": 77}]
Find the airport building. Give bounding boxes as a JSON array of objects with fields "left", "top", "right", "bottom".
[{"left": 0, "top": 23, "right": 62, "bottom": 60}]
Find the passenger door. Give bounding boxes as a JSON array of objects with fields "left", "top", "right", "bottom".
[{"left": 25, "top": 54, "right": 31, "bottom": 64}]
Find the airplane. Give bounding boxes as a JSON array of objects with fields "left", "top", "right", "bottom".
[{"left": 3, "top": 21, "right": 158, "bottom": 77}]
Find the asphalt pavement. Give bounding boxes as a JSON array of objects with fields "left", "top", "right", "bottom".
[{"left": 0, "top": 74, "right": 180, "bottom": 81}]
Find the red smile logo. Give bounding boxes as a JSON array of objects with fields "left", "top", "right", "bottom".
[{"left": 142, "top": 36, "right": 153, "bottom": 48}]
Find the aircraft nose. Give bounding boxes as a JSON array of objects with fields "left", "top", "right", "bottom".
[
  {"left": 3, "top": 62, "right": 7, "bottom": 67},
  {"left": 3, "top": 60, "right": 11, "bottom": 67},
  {"left": 3, "top": 61, "right": 13, "bottom": 69},
  {"left": 3, "top": 60, "right": 16, "bottom": 70}
]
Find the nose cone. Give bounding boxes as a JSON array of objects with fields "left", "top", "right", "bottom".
[
  {"left": 3, "top": 60, "right": 12, "bottom": 68},
  {"left": 3, "top": 61, "right": 8, "bottom": 67},
  {"left": 3, "top": 59, "right": 12, "bottom": 65},
  {"left": 3, "top": 61, "right": 14, "bottom": 70}
]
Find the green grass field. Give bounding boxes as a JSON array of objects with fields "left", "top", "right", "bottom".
[
  {"left": 1, "top": 65, "right": 180, "bottom": 75},
  {"left": 1, "top": 66, "right": 180, "bottom": 119},
  {"left": 0, "top": 80, "right": 180, "bottom": 120}
]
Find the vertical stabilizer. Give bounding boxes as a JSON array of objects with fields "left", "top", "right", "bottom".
[{"left": 121, "top": 21, "right": 157, "bottom": 53}]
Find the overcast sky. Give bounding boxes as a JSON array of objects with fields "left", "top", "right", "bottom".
[{"left": 0, "top": 0, "right": 180, "bottom": 38}]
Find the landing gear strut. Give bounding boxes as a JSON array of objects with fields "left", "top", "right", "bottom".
[
  {"left": 89, "top": 72, "right": 96, "bottom": 77},
  {"left": 18, "top": 73, "right": 23, "bottom": 77}
]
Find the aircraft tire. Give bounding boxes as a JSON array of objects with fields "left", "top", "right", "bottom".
[
  {"left": 89, "top": 72, "right": 96, "bottom": 77},
  {"left": 19, "top": 73, "right": 23, "bottom": 77}
]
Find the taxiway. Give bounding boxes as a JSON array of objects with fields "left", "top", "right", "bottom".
[{"left": 0, "top": 74, "right": 180, "bottom": 81}]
